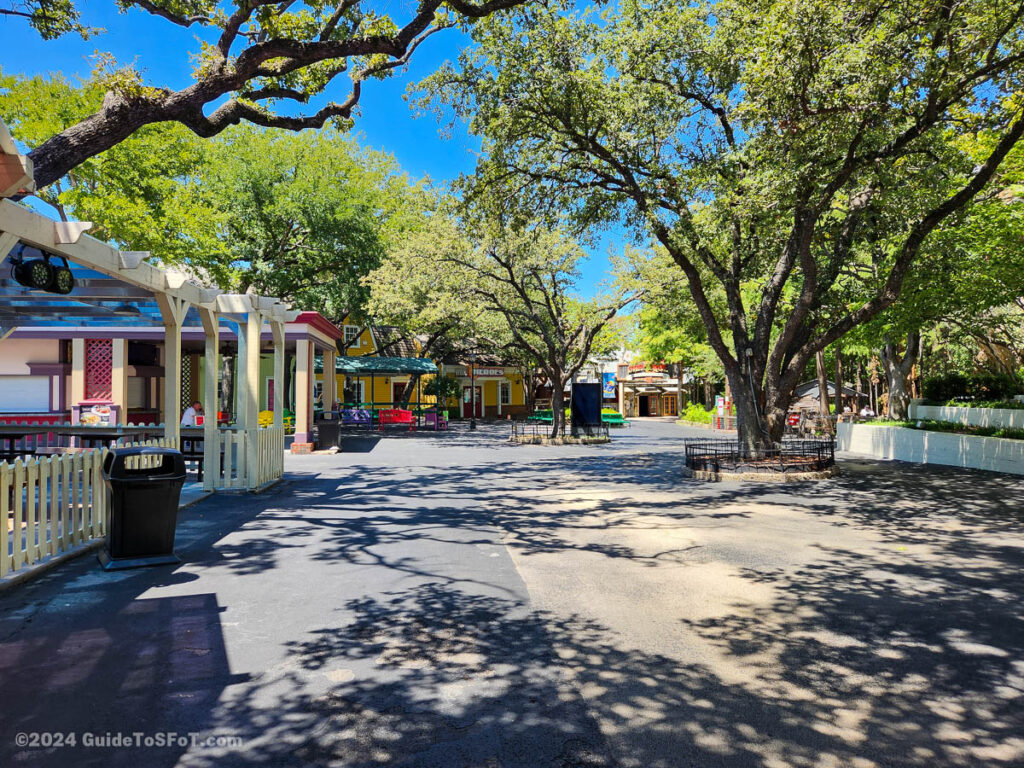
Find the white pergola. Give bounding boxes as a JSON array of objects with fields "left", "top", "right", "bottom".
[{"left": 0, "top": 119, "right": 299, "bottom": 490}]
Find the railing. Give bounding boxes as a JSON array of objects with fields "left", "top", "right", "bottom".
[
  {"left": 683, "top": 438, "right": 835, "bottom": 474},
  {"left": 1, "top": 447, "right": 108, "bottom": 579},
  {"left": 511, "top": 420, "right": 610, "bottom": 440},
  {"left": 0, "top": 423, "right": 166, "bottom": 461}
]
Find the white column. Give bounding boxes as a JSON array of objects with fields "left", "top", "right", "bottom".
[
  {"left": 157, "top": 295, "right": 188, "bottom": 443},
  {"left": 323, "top": 347, "right": 337, "bottom": 410},
  {"left": 244, "top": 311, "right": 261, "bottom": 488},
  {"left": 234, "top": 321, "right": 247, "bottom": 423},
  {"left": 200, "top": 308, "right": 220, "bottom": 492},
  {"left": 111, "top": 338, "right": 129, "bottom": 425},
  {"left": 295, "top": 338, "right": 312, "bottom": 443},
  {"left": 271, "top": 321, "right": 285, "bottom": 428},
  {"left": 70, "top": 338, "right": 85, "bottom": 411}
]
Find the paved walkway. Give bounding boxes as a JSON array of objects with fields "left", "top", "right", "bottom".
[{"left": 1, "top": 420, "right": 1022, "bottom": 767}]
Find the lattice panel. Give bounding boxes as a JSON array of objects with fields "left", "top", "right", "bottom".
[
  {"left": 181, "top": 354, "right": 194, "bottom": 409},
  {"left": 85, "top": 339, "right": 112, "bottom": 401}
]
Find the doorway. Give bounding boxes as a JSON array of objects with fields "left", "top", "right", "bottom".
[
  {"left": 462, "top": 386, "right": 482, "bottom": 418},
  {"left": 638, "top": 396, "right": 650, "bottom": 417}
]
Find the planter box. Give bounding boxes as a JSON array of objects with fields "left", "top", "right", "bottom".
[
  {"left": 909, "top": 400, "right": 1024, "bottom": 429},
  {"left": 836, "top": 422, "right": 1024, "bottom": 476}
]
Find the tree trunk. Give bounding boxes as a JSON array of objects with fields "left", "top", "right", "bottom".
[
  {"left": 880, "top": 330, "right": 921, "bottom": 421},
  {"left": 220, "top": 356, "right": 234, "bottom": 416},
  {"left": 676, "top": 361, "right": 685, "bottom": 413},
  {"left": 728, "top": 368, "right": 775, "bottom": 453},
  {"left": 396, "top": 374, "right": 421, "bottom": 408},
  {"left": 816, "top": 350, "right": 832, "bottom": 432},
  {"left": 550, "top": 382, "right": 565, "bottom": 439},
  {"left": 835, "top": 348, "right": 844, "bottom": 413},
  {"left": 855, "top": 362, "right": 864, "bottom": 409}
]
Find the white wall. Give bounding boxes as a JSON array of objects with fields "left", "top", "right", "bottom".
[
  {"left": 0, "top": 338, "right": 59, "bottom": 374},
  {"left": 909, "top": 400, "right": 1024, "bottom": 429},
  {"left": 837, "top": 422, "right": 1024, "bottom": 476}
]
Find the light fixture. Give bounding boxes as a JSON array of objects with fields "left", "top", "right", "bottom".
[
  {"left": 11, "top": 245, "right": 75, "bottom": 294},
  {"left": 110, "top": 302, "right": 143, "bottom": 317}
]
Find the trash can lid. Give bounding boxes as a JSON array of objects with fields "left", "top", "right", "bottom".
[{"left": 103, "top": 446, "right": 187, "bottom": 480}]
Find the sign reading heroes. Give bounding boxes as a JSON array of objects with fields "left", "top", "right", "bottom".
[{"left": 469, "top": 367, "right": 506, "bottom": 378}]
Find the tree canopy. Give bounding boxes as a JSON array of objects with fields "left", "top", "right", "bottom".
[
  {"left": 5, "top": 0, "right": 533, "bottom": 188},
  {"left": 420, "top": 0, "right": 1024, "bottom": 447},
  {"left": 1, "top": 70, "right": 428, "bottom": 321},
  {"left": 369, "top": 209, "right": 642, "bottom": 434}
]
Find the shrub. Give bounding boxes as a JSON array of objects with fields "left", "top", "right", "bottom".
[
  {"left": 941, "top": 398, "right": 1024, "bottom": 410},
  {"left": 680, "top": 402, "right": 713, "bottom": 424},
  {"left": 923, "top": 373, "right": 1021, "bottom": 402},
  {"left": 863, "top": 418, "right": 1024, "bottom": 440}
]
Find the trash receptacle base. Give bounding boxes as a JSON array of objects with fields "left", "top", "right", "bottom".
[{"left": 98, "top": 550, "right": 181, "bottom": 571}]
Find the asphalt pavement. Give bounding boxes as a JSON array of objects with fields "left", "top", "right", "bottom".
[{"left": 1, "top": 419, "right": 1022, "bottom": 767}]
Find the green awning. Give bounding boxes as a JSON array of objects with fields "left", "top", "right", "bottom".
[{"left": 331, "top": 356, "right": 438, "bottom": 375}]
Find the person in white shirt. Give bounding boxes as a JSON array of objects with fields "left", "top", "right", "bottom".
[{"left": 181, "top": 400, "right": 204, "bottom": 427}]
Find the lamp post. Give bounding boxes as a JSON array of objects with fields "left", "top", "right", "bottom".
[{"left": 469, "top": 353, "right": 477, "bottom": 430}]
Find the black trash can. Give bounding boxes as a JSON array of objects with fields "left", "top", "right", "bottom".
[
  {"left": 98, "top": 447, "right": 187, "bottom": 571},
  {"left": 316, "top": 417, "right": 340, "bottom": 450}
]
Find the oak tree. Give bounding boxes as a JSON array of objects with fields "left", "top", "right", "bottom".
[{"left": 420, "top": 0, "right": 1024, "bottom": 450}]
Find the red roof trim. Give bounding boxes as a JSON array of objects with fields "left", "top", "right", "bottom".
[{"left": 293, "top": 312, "right": 343, "bottom": 340}]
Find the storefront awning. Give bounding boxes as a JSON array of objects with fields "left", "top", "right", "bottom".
[{"left": 329, "top": 356, "right": 438, "bottom": 375}]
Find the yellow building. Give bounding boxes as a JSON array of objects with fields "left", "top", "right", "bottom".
[
  {"left": 316, "top": 320, "right": 528, "bottom": 418},
  {"left": 439, "top": 363, "right": 528, "bottom": 419}
]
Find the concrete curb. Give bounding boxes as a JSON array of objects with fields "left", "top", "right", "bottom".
[
  {"left": 509, "top": 435, "right": 611, "bottom": 446},
  {"left": 681, "top": 465, "right": 841, "bottom": 483},
  {"left": 0, "top": 538, "right": 105, "bottom": 596},
  {"left": 0, "top": 488, "right": 215, "bottom": 596}
]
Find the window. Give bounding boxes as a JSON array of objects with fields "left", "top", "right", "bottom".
[
  {"left": 500, "top": 381, "right": 510, "bottom": 405},
  {"left": 344, "top": 325, "right": 360, "bottom": 345}
]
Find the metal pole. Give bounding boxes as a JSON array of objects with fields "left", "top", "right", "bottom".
[{"left": 470, "top": 360, "right": 477, "bottom": 430}]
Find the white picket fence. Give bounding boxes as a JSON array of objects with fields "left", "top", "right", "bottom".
[
  {"left": 255, "top": 426, "right": 286, "bottom": 488},
  {"left": 2, "top": 428, "right": 286, "bottom": 580},
  {"left": 206, "top": 426, "right": 284, "bottom": 491},
  {"left": 1, "top": 447, "right": 109, "bottom": 578}
]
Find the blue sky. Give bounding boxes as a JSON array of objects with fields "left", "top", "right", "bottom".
[{"left": 0, "top": 2, "right": 621, "bottom": 292}]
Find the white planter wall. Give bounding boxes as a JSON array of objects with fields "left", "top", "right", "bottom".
[
  {"left": 908, "top": 400, "right": 1024, "bottom": 429},
  {"left": 837, "top": 422, "right": 1024, "bottom": 476}
]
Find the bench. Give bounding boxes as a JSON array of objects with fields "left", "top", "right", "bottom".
[
  {"left": 341, "top": 408, "right": 373, "bottom": 428},
  {"left": 602, "top": 414, "right": 630, "bottom": 427},
  {"left": 378, "top": 409, "right": 415, "bottom": 431}
]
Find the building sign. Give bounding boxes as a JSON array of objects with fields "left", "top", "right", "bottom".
[
  {"left": 469, "top": 366, "right": 506, "bottom": 378},
  {"left": 628, "top": 361, "right": 668, "bottom": 374},
  {"left": 602, "top": 372, "right": 616, "bottom": 398}
]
